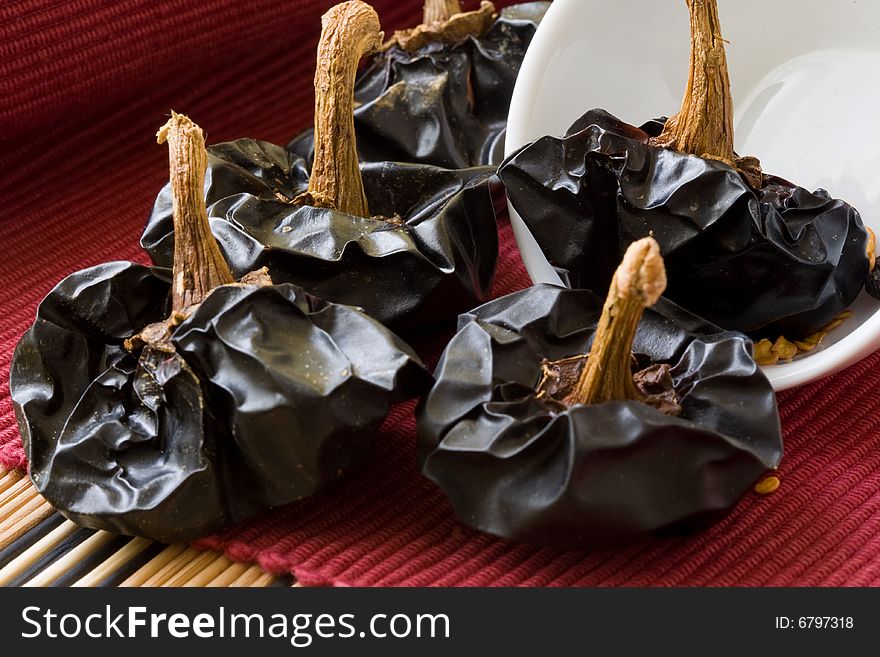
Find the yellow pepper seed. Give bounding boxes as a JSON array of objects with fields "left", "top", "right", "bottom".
[
  {"left": 755, "top": 311, "right": 851, "bottom": 366},
  {"left": 753, "top": 339, "right": 777, "bottom": 366},
  {"left": 755, "top": 476, "right": 780, "bottom": 495},
  {"left": 821, "top": 319, "right": 844, "bottom": 333},
  {"left": 771, "top": 336, "right": 797, "bottom": 361}
]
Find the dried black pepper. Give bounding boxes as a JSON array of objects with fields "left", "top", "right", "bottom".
[
  {"left": 142, "top": 1, "right": 499, "bottom": 334},
  {"left": 418, "top": 238, "right": 782, "bottom": 548},
  {"left": 10, "top": 113, "right": 430, "bottom": 542},
  {"left": 289, "top": 1, "right": 550, "bottom": 169},
  {"left": 499, "top": 0, "right": 873, "bottom": 340}
]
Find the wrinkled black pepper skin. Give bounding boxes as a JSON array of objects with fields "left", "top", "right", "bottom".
[
  {"left": 866, "top": 267, "right": 880, "bottom": 300},
  {"left": 142, "top": 139, "right": 498, "bottom": 334},
  {"left": 289, "top": 2, "right": 550, "bottom": 169},
  {"left": 417, "top": 284, "right": 782, "bottom": 549},
  {"left": 499, "top": 109, "right": 871, "bottom": 339},
  {"left": 10, "top": 262, "right": 431, "bottom": 542}
]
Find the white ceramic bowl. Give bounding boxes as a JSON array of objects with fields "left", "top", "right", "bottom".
[{"left": 505, "top": 0, "right": 880, "bottom": 391}]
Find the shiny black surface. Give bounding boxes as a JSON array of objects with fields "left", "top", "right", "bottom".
[
  {"left": 290, "top": 2, "right": 550, "bottom": 169},
  {"left": 499, "top": 109, "right": 871, "bottom": 339},
  {"left": 11, "top": 262, "right": 430, "bottom": 542},
  {"left": 142, "top": 139, "right": 498, "bottom": 334},
  {"left": 417, "top": 284, "right": 783, "bottom": 549}
]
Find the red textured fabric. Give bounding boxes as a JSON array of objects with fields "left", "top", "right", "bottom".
[{"left": 4, "top": 0, "right": 880, "bottom": 586}]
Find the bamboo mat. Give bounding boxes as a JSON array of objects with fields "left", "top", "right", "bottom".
[{"left": 0, "top": 467, "right": 294, "bottom": 587}]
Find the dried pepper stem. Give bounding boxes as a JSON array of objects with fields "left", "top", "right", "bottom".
[
  {"left": 423, "top": 0, "right": 462, "bottom": 24},
  {"left": 650, "top": 0, "right": 735, "bottom": 166},
  {"left": 388, "top": 1, "right": 496, "bottom": 52},
  {"left": 158, "top": 112, "right": 234, "bottom": 313},
  {"left": 302, "top": 1, "right": 383, "bottom": 217},
  {"left": 569, "top": 238, "right": 667, "bottom": 406}
]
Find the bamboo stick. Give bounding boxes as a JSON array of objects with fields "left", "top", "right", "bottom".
[
  {"left": 22, "top": 530, "right": 116, "bottom": 587},
  {"left": 0, "top": 519, "right": 80, "bottom": 586},
  {"left": 0, "top": 468, "right": 23, "bottom": 494},
  {"left": 250, "top": 571, "right": 277, "bottom": 587},
  {"left": 0, "top": 466, "right": 286, "bottom": 588},
  {"left": 205, "top": 561, "right": 250, "bottom": 587},
  {"left": 0, "top": 498, "right": 55, "bottom": 550},
  {"left": 161, "top": 551, "right": 225, "bottom": 587},
  {"left": 139, "top": 546, "right": 204, "bottom": 587},
  {"left": 119, "top": 543, "right": 189, "bottom": 587},
  {"left": 228, "top": 563, "right": 269, "bottom": 587},
  {"left": 0, "top": 487, "right": 43, "bottom": 525},
  {"left": 0, "top": 476, "right": 33, "bottom": 511},
  {"left": 180, "top": 554, "right": 235, "bottom": 587},
  {"left": 0, "top": 495, "right": 52, "bottom": 532},
  {"left": 71, "top": 537, "right": 153, "bottom": 587}
]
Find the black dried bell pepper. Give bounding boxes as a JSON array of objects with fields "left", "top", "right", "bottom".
[
  {"left": 499, "top": 0, "right": 874, "bottom": 341},
  {"left": 290, "top": 0, "right": 550, "bottom": 169},
  {"left": 142, "top": 1, "right": 499, "bottom": 334},
  {"left": 10, "top": 113, "right": 430, "bottom": 543},
  {"left": 418, "top": 238, "right": 783, "bottom": 549}
]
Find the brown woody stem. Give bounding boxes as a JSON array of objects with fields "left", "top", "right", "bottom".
[
  {"left": 569, "top": 238, "right": 667, "bottom": 406},
  {"left": 424, "top": 0, "right": 462, "bottom": 24},
  {"left": 157, "top": 112, "right": 234, "bottom": 313},
  {"left": 388, "top": 1, "right": 496, "bottom": 53},
  {"left": 650, "top": 0, "right": 735, "bottom": 166},
  {"left": 303, "top": 1, "right": 383, "bottom": 217}
]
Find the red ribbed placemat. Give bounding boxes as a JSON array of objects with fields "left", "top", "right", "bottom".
[{"left": 4, "top": 0, "right": 880, "bottom": 586}]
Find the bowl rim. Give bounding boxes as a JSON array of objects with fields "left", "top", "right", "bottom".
[{"left": 504, "top": 0, "right": 880, "bottom": 392}]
